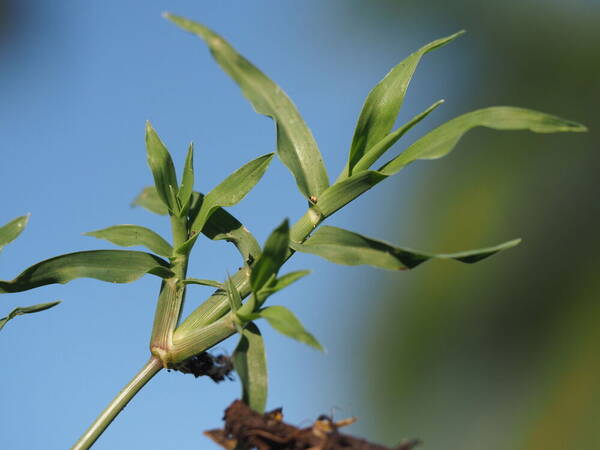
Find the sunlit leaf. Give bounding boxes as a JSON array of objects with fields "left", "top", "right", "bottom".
[
  {"left": 84, "top": 225, "right": 173, "bottom": 258},
  {"left": 177, "top": 143, "right": 195, "bottom": 214},
  {"left": 232, "top": 322, "right": 268, "bottom": 412},
  {"left": 0, "top": 301, "right": 60, "bottom": 332},
  {"left": 351, "top": 99, "right": 444, "bottom": 174},
  {"left": 380, "top": 107, "right": 588, "bottom": 176},
  {"left": 250, "top": 220, "right": 289, "bottom": 295},
  {"left": 225, "top": 275, "right": 242, "bottom": 312},
  {"left": 145, "top": 121, "right": 179, "bottom": 212},
  {"left": 258, "top": 305, "right": 323, "bottom": 351},
  {"left": 317, "top": 171, "right": 387, "bottom": 218},
  {"left": 0, "top": 215, "right": 29, "bottom": 251},
  {"left": 183, "top": 278, "right": 223, "bottom": 289},
  {"left": 292, "top": 225, "right": 521, "bottom": 270},
  {"left": 258, "top": 270, "right": 310, "bottom": 299},
  {"left": 0, "top": 250, "right": 173, "bottom": 293},
  {"left": 131, "top": 186, "right": 169, "bottom": 216},
  {"left": 190, "top": 153, "right": 274, "bottom": 234},
  {"left": 348, "top": 31, "right": 464, "bottom": 175},
  {"left": 166, "top": 14, "right": 330, "bottom": 199}
]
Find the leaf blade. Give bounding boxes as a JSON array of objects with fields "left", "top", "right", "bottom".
[
  {"left": 145, "top": 122, "right": 179, "bottom": 212},
  {"left": 0, "top": 301, "right": 61, "bottom": 332},
  {"left": 232, "top": 322, "right": 268, "bottom": 412},
  {"left": 292, "top": 225, "right": 521, "bottom": 270},
  {"left": 348, "top": 31, "right": 464, "bottom": 174},
  {"left": 258, "top": 305, "right": 323, "bottom": 351},
  {"left": 131, "top": 186, "right": 169, "bottom": 215},
  {"left": 0, "top": 250, "right": 172, "bottom": 293},
  {"left": 84, "top": 225, "right": 173, "bottom": 258},
  {"left": 250, "top": 220, "right": 290, "bottom": 295},
  {"left": 178, "top": 143, "right": 195, "bottom": 213},
  {"left": 165, "top": 14, "right": 329, "bottom": 199},
  {"left": 380, "top": 107, "right": 588, "bottom": 176},
  {"left": 0, "top": 215, "right": 29, "bottom": 251}
]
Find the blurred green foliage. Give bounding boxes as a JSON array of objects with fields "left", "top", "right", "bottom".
[{"left": 347, "top": 1, "right": 599, "bottom": 449}]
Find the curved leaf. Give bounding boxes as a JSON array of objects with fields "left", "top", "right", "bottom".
[
  {"left": 183, "top": 278, "right": 223, "bottom": 289},
  {"left": 258, "top": 305, "right": 323, "bottom": 351},
  {"left": 0, "top": 215, "right": 29, "bottom": 251},
  {"left": 165, "top": 14, "right": 329, "bottom": 199},
  {"left": 191, "top": 153, "right": 274, "bottom": 234},
  {"left": 177, "top": 142, "right": 195, "bottom": 214},
  {"left": 145, "top": 122, "right": 179, "bottom": 212},
  {"left": 292, "top": 225, "right": 521, "bottom": 270},
  {"left": 84, "top": 225, "right": 173, "bottom": 258},
  {"left": 131, "top": 186, "right": 169, "bottom": 215},
  {"left": 380, "top": 107, "right": 587, "bottom": 176},
  {"left": 348, "top": 31, "right": 464, "bottom": 174},
  {"left": 232, "top": 321, "right": 268, "bottom": 412},
  {"left": 351, "top": 99, "right": 444, "bottom": 174},
  {"left": 0, "top": 301, "right": 60, "bottom": 332},
  {"left": 250, "top": 220, "right": 289, "bottom": 295},
  {"left": 317, "top": 171, "right": 387, "bottom": 218},
  {"left": 0, "top": 250, "right": 173, "bottom": 293}
]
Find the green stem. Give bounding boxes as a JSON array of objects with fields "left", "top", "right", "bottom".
[{"left": 71, "top": 357, "right": 162, "bottom": 450}]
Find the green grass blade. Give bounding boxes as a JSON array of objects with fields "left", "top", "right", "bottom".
[
  {"left": 258, "top": 305, "right": 323, "bottom": 351},
  {"left": 0, "top": 300, "right": 61, "bottom": 332},
  {"left": 131, "top": 186, "right": 169, "bottom": 215},
  {"left": 232, "top": 322, "right": 268, "bottom": 412},
  {"left": 183, "top": 278, "right": 223, "bottom": 289},
  {"left": 145, "top": 122, "right": 179, "bottom": 212},
  {"left": 348, "top": 31, "right": 464, "bottom": 175},
  {"left": 317, "top": 171, "right": 387, "bottom": 218},
  {"left": 258, "top": 270, "right": 311, "bottom": 298},
  {"left": 380, "top": 107, "right": 588, "bottom": 176},
  {"left": 292, "top": 225, "right": 521, "bottom": 270},
  {"left": 165, "top": 14, "right": 329, "bottom": 199},
  {"left": 84, "top": 225, "right": 173, "bottom": 258},
  {"left": 250, "top": 220, "right": 289, "bottom": 295},
  {"left": 225, "top": 274, "right": 242, "bottom": 312},
  {"left": 0, "top": 215, "right": 29, "bottom": 251},
  {"left": 191, "top": 154, "right": 274, "bottom": 234},
  {"left": 0, "top": 250, "right": 173, "bottom": 293},
  {"left": 177, "top": 143, "right": 195, "bottom": 214},
  {"left": 351, "top": 99, "right": 444, "bottom": 173}
]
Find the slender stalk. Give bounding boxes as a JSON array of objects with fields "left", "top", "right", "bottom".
[{"left": 71, "top": 357, "right": 162, "bottom": 450}]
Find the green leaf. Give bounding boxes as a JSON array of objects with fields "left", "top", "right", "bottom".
[
  {"left": 183, "top": 278, "right": 223, "bottom": 289},
  {"left": 190, "top": 154, "right": 274, "bottom": 234},
  {"left": 145, "top": 121, "right": 179, "bottom": 212},
  {"left": 131, "top": 186, "right": 169, "bottom": 215},
  {"left": 258, "top": 270, "right": 310, "bottom": 299},
  {"left": 348, "top": 31, "right": 464, "bottom": 175},
  {"left": 258, "top": 305, "right": 323, "bottom": 351},
  {"left": 317, "top": 171, "right": 387, "bottom": 218},
  {"left": 225, "top": 274, "right": 242, "bottom": 312},
  {"left": 84, "top": 225, "right": 173, "bottom": 258},
  {"left": 0, "top": 215, "right": 29, "bottom": 251},
  {"left": 250, "top": 220, "right": 289, "bottom": 295},
  {"left": 232, "top": 322, "right": 268, "bottom": 412},
  {"left": 178, "top": 143, "right": 195, "bottom": 214},
  {"left": 292, "top": 225, "right": 521, "bottom": 270},
  {"left": 194, "top": 193, "right": 261, "bottom": 264},
  {"left": 165, "top": 14, "right": 329, "bottom": 200},
  {"left": 0, "top": 301, "right": 61, "bottom": 332},
  {"left": 351, "top": 99, "right": 444, "bottom": 174},
  {"left": 379, "top": 107, "right": 588, "bottom": 176},
  {"left": 0, "top": 250, "right": 173, "bottom": 293}
]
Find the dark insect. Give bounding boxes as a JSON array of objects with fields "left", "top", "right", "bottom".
[{"left": 172, "top": 351, "right": 234, "bottom": 383}]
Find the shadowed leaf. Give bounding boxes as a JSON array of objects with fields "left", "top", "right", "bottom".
[
  {"left": 258, "top": 305, "right": 323, "bottom": 351},
  {"left": 292, "top": 226, "right": 521, "bottom": 270},
  {"left": 132, "top": 186, "right": 169, "bottom": 215},
  {"left": 232, "top": 322, "right": 268, "bottom": 413},
  {"left": 0, "top": 301, "right": 60, "bottom": 331},
  {"left": 318, "top": 171, "right": 387, "bottom": 218},
  {"left": 84, "top": 225, "right": 173, "bottom": 258},
  {"left": 178, "top": 143, "right": 195, "bottom": 214},
  {"left": 250, "top": 220, "right": 289, "bottom": 295},
  {"left": 166, "top": 14, "right": 329, "bottom": 199},
  {"left": 0, "top": 250, "right": 173, "bottom": 293}
]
